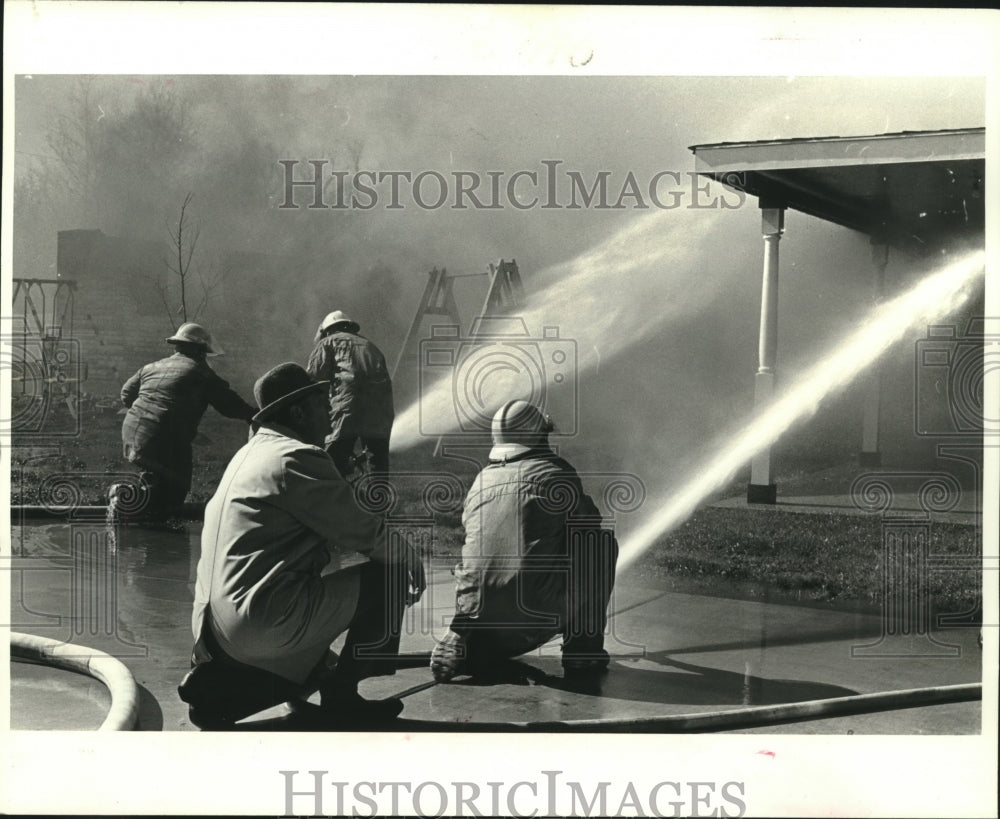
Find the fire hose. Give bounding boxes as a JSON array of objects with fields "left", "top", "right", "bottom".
[
  {"left": 377, "top": 652, "right": 984, "bottom": 732},
  {"left": 10, "top": 632, "right": 141, "bottom": 731},
  {"left": 388, "top": 681, "right": 982, "bottom": 733},
  {"left": 9, "top": 637, "right": 981, "bottom": 732},
  {"left": 275, "top": 652, "right": 983, "bottom": 733},
  {"left": 9, "top": 509, "right": 984, "bottom": 732}
]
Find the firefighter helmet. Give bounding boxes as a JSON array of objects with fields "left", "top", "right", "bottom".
[
  {"left": 315, "top": 310, "right": 360, "bottom": 342},
  {"left": 489, "top": 399, "right": 554, "bottom": 461},
  {"left": 166, "top": 323, "right": 222, "bottom": 355}
]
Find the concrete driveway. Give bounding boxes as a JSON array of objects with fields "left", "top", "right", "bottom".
[{"left": 8, "top": 521, "right": 982, "bottom": 734}]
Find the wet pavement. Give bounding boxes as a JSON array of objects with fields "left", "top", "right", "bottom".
[
  {"left": 8, "top": 520, "right": 982, "bottom": 734},
  {"left": 10, "top": 660, "right": 111, "bottom": 731}
]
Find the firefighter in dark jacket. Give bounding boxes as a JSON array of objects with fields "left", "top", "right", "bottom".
[
  {"left": 430, "top": 400, "right": 620, "bottom": 682},
  {"left": 119, "top": 323, "right": 255, "bottom": 516},
  {"left": 306, "top": 310, "right": 395, "bottom": 479}
]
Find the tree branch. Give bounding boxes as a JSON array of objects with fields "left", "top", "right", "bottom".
[{"left": 152, "top": 274, "right": 177, "bottom": 332}]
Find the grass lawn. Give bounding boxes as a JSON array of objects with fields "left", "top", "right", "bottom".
[{"left": 631, "top": 505, "right": 980, "bottom": 616}]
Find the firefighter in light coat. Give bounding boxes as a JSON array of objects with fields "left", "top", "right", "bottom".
[
  {"left": 182, "top": 362, "right": 425, "bottom": 729},
  {"left": 430, "top": 400, "right": 619, "bottom": 682}
]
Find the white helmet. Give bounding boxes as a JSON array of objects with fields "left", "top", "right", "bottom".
[
  {"left": 166, "top": 322, "right": 223, "bottom": 355},
  {"left": 489, "top": 399, "right": 554, "bottom": 461},
  {"left": 315, "top": 310, "right": 360, "bottom": 342}
]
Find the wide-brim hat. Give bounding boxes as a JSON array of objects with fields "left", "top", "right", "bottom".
[
  {"left": 166, "top": 322, "right": 222, "bottom": 355},
  {"left": 252, "top": 362, "right": 329, "bottom": 424}
]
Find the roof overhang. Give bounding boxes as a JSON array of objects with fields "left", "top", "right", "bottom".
[{"left": 690, "top": 129, "right": 985, "bottom": 251}]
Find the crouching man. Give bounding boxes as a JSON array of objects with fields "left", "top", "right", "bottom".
[
  {"left": 180, "top": 363, "right": 425, "bottom": 729},
  {"left": 430, "top": 400, "right": 619, "bottom": 682}
]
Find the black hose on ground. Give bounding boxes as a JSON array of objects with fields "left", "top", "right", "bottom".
[
  {"left": 349, "top": 653, "right": 984, "bottom": 733},
  {"left": 386, "top": 681, "right": 982, "bottom": 733}
]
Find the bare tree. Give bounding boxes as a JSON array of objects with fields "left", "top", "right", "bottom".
[
  {"left": 155, "top": 194, "right": 224, "bottom": 329},
  {"left": 45, "top": 76, "right": 106, "bottom": 215},
  {"left": 343, "top": 137, "right": 365, "bottom": 176},
  {"left": 15, "top": 78, "right": 197, "bottom": 278},
  {"left": 14, "top": 77, "right": 113, "bottom": 271}
]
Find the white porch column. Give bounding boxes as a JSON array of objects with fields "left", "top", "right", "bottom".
[
  {"left": 860, "top": 241, "right": 889, "bottom": 467},
  {"left": 748, "top": 203, "right": 784, "bottom": 504}
]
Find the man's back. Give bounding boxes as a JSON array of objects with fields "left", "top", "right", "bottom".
[
  {"left": 197, "top": 427, "right": 332, "bottom": 614},
  {"left": 123, "top": 354, "right": 210, "bottom": 433},
  {"left": 183, "top": 360, "right": 419, "bottom": 723},
  {"left": 122, "top": 352, "right": 250, "bottom": 445},
  {"left": 456, "top": 451, "right": 601, "bottom": 624},
  {"left": 431, "top": 401, "right": 618, "bottom": 682},
  {"left": 193, "top": 423, "right": 384, "bottom": 681},
  {"left": 306, "top": 331, "right": 394, "bottom": 439},
  {"left": 196, "top": 426, "right": 383, "bottom": 614}
]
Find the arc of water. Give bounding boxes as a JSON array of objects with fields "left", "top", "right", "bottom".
[{"left": 618, "top": 250, "right": 986, "bottom": 569}]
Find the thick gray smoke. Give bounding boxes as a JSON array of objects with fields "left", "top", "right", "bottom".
[{"left": 13, "top": 75, "right": 985, "bottom": 490}]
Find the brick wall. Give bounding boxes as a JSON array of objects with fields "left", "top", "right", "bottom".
[
  {"left": 56, "top": 230, "right": 172, "bottom": 398},
  {"left": 52, "top": 230, "right": 269, "bottom": 406}
]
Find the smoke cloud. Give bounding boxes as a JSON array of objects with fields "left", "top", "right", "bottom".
[{"left": 12, "top": 74, "right": 986, "bottom": 501}]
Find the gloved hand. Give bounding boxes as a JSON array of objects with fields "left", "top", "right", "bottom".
[{"left": 430, "top": 629, "right": 468, "bottom": 682}]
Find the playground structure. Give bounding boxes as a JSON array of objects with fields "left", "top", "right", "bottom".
[
  {"left": 391, "top": 258, "right": 525, "bottom": 382},
  {"left": 391, "top": 259, "right": 526, "bottom": 456},
  {"left": 7, "top": 277, "right": 87, "bottom": 434}
]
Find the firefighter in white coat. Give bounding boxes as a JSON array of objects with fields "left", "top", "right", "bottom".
[{"left": 182, "top": 362, "right": 425, "bottom": 728}]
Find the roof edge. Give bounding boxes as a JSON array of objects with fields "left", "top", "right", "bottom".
[{"left": 688, "top": 127, "right": 985, "bottom": 154}]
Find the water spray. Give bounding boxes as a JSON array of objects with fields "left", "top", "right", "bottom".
[
  {"left": 390, "top": 206, "right": 734, "bottom": 452},
  {"left": 617, "top": 249, "right": 986, "bottom": 569}
]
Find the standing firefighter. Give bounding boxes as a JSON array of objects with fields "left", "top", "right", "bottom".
[
  {"left": 430, "top": 400, "right": 620, "bottom": 682},
  {"left": 118, "top": 323, "right": 255, "bottom": 517},
  {"left": 306, "top": 310, "right": 395, "bottom": 478}
]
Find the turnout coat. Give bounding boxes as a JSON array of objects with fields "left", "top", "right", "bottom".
[
  {"left": 306, "top": 330, "right": 394, "bottom": 445},
  {"left": 121, "top": 352, "right": 254, "bottom": 495},
  {"left": 450, "top": 450, "right": 607, "bottom": 652}
]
